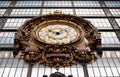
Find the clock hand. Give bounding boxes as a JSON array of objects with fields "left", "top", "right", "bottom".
[
  {"left": 48, "top": 29, "right": 59, "bottom": 35},
  {"left": 59, "top": 28, "right": 67, "bottom": 34},
  {"left": 48, "top": 29, "right": 52, "bottom": 32}
]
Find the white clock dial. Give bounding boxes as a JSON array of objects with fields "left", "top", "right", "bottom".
[{"left": 38, "top": 24, "right": 80, "bottom": 45}]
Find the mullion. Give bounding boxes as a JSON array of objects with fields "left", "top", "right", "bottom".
[
  {"left": 91, "top": 63, "right": 95, "bottom": 77},
  {"left": 1, "top": 51, "right": 11, "bottom": 77},
  {"left": 39, "top": 0, "right": 44, "bottom": 16},
  {"left": 98, "top": 58, "right": 108, "bottom": 76},
  {"left": 71, "top": 0, "right": 76, "bottom": 15},
  {"left": 1, "top": 16, "right": 120, "bottom": 18},
  {"left": 94, "top": 60, "right": 102, "bottom": 77},
  {"left": 13, "top": 59, "right": 22, "bottom": 77},
  {"left": 7, "top": 53, "right": 15, "bottom": 77},
  {"left": 103, "top": 51, "right": 114, "bottom": 76},
  {"left": 0, "top": 51, "right": 7, "bottom": 74},
  {"left": 114, "top": 51, "right": 120, "bottom": 73},
  {"left": 109, "top": 51, "right": 120, "bottom": 76},
  {"left": 20, "top": 61, "right": 26, "bottom": 77},
  {"left": 1, "top": 6, "right": 120, "bottom": 9},
  {"left": 1, "top": 32, "right": 13, "bottom": 76},
  {"left": 76, "top": 64, "right": 79, "bottom": 77}
]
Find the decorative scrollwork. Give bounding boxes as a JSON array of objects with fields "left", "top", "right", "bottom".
[
  {"left": 42, "top": 45, "right": 75, "bottom": 70},
  {"left": 20, "top": 46, "right": 43, "bottom": 64}
]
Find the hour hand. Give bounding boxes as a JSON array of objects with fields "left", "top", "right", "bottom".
[{"left": 48, "top": 29, "right": 56, "bottom": 34}]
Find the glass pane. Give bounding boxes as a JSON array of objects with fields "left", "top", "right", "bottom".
[
  {"left": 44, "top": 1, "right": 72, "bottom": 7},
  {"left": 87, "top": 68, "right": 94, "bottom": 76},
  {"left": 86, "top": 18, "right": 112, "bottom": 29},
  {"left": 0, "top": 68, "right": 5, "bottom": 77},
  {"left": 3, "top": 18, "right": 29, "bottom": 29},
  {"left": 105, "top": 67, "right": 113, "bottom": 76},
  {"left": 0, "top": 9, "right": 6, "bottom": 16},
  {"left": 101, "top": 32, "right": 120, "bottom": 47},
  {"left": 71, "top": 65, "right": 78, "bottom": 77},
  {"left": 38, "top": 65, "right": 47, "bottom": 76},
  {"left": 11, "top": 9, "right": 40, "bottom": 16},
  {"left": 14, "top": 68, "right": 22, "bottom": 77},
  {"left": 75, "top": 9, "right": 105, "bottom": 16},
  {"left": 105, "top": 1, "right": 120, "bottom": 7},
  {"left": 0, "top": 51, "right": 6, "bottom": 58},
  {"left": 2, "top": 68, "right": 11, "bottom": 77},
  {"left": 44, "top": 66, "right": 51, "bottom": 76},
  {"left": 0, "top": 1, "right": 11, "bottom": 7},
  {"left": 93, "top": 68, "right": 101, "bottom": 76},
  {"left": 110, "top": 9, "right": 120, "bottom": 16},
  {"left": 15, "top": 1, "right": 42, "bottom": 7},
  {"left": 99, "top": 68, "right": 107, "bottom": 76},
  {"left": 116, "top": 51, "right": 120, "bottom": 58},
  {"left": 31, "top": 68, "right": 39, "bottom": 77},
  {"left": 74, "top": 1, "right": 100, "bottom": 7},
  {"left": 113, "top": 59, "right": 120, "bottom": 66},
  {"left": 9, "top": 68, "right": 16, "bottom": 77},
  {"left": 111, "top": 67, "right": 119, "bottom": 76},
  {"left": 64, "top": 66, "right": 71, "bottom": 76},
  {"left": 115, "top": 18, "right": 120, "bottom": 27},
  {"left": 0, "top": 32, "right": 14, "bottom": 47},
  {"left": 21, "top": 68, "right": 28, "bottom": 77}
]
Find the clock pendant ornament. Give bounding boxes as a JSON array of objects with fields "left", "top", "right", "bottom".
[{"left": 14, "top": 10, "right": 102, "bottom": 72}]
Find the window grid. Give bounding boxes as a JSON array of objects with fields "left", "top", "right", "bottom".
[
  {"left": 3, "top": 18, "right": 29, "bottom": 29},
  {"left": 115, "top": 18, "right": 120, "bottom": 27},
  {"left": 105, "top": 1, "right": 120, "bottom": 7},
  {"left": 75, "top": 9, "right": 106, "bottom": 16},
  {"left": 0, "top": 32, "right": 14, "bottom": 47},
  {"left": 11, "top": 9, "right": 40, "bottom": 16},
  {"left": 103, "top": 51, "right": 119, "bottom": 76},
  {"left": 110, "top": 9, "right": 120, "bottom": 16},
  {"left": 0, "top": 9, "right": 6, "bottom": 16},
  {"left": 44, "top": 1, "right": 72, "bottom": 7},
  {"left": 86, "top": 18, "right": 112, "bottom": 29},
  {"left": 0, "top": 59, "right": 28, "bottom": 77},
  {"left": 74, "top": 1, "right": 100, "bottom": 7},
  {"left": 15, "top": 1, "right": 42, "bottom": 7},
  {"left": 87, "top": 51, "right": 120, "bottom": 77},
  {"left": 0, "top": 1, "right": 11, "bottom": 7},
  {"left": 101, "top": 32, "right": 120, "bottom": 47},
  {"left": 0, "top": 50, "right": 28, "bottom": 77},
  {"left": 87, "top": 51, "right": 120, "bottom": 67}
]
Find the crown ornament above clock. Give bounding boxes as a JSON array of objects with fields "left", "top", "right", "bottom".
[{"left": 13, "top": 10, "right": 102, "bottom": 77}]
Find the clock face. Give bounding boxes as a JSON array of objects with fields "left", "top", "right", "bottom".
[
  {"left": 39, "top": 24, "right": 78, "bottom": 45},
  {"left": 33, "top": 20, "right": 83, "bottom": 45}
]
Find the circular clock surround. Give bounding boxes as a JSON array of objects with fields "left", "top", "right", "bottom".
[{"left": 32, "top": 20, "right": 84, "bottom": 45}]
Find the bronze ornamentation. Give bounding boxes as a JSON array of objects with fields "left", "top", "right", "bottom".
[{"left": 14, "top": 10, "right": 102, "bottom": 70}]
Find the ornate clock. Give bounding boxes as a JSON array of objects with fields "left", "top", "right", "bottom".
[
  {"left": 14, "top": 10, "right": 102, "bottom": 76},
  {"left": 33, "top": 21, "right": 82, "bottom": 45}
]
